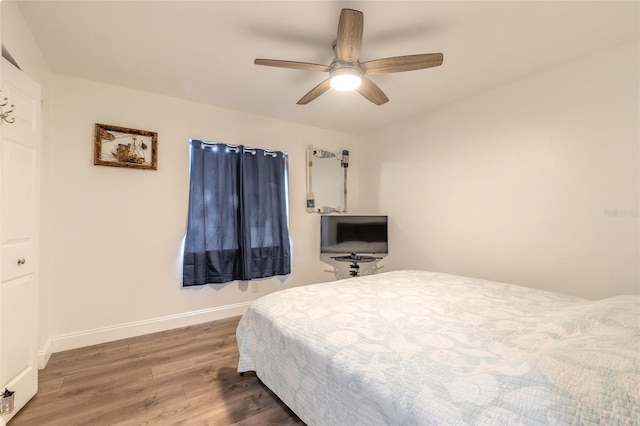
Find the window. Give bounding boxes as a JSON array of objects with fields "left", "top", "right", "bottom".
[{"left": 182, "top": 140, "right": 291, "bottom": 286}]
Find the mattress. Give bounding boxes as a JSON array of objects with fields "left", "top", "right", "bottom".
[{"left": 236, "top": 270, "right": 639, "bottom": 425}]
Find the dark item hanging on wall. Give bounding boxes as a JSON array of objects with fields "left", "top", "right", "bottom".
[
  {"left": 182, "top": 141, "right": 291, "bottom": 285},
  {"left": 94, "top": 123, "right": 158, "bottom": 170}
]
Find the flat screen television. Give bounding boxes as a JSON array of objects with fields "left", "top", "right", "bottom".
[{"left": 320, "top": 215, "right": 388, "bottom": 255}]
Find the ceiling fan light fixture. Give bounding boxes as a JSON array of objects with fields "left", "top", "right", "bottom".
[
  {"left": 329, "top": 67, "right": 362, "bottom": 91},
  {"left": 254, "top": 9, "right": 443, "bottom": 105}
]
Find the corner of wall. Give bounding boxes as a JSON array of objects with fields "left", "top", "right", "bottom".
[{"left": 37, "top": 338, "right": 52, "bottom": 370}]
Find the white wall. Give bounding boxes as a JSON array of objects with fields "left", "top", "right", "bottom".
[
  {"left": 360, "top": 41, "right": 639, "bottom": 299},
  {"left": 44, "top": 74, "right": 360, "bottom": 350},
  {"left": 1, "top": 2, "right": 48, "bottom": 82}
]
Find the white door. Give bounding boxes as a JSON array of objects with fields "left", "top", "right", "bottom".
[{"left": 0, "top": 58, "right": 41, "bottom": 424}]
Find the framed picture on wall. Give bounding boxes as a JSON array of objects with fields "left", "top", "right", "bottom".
[{"left": 94, "top": 123, "right": 158, "bottom": 170}]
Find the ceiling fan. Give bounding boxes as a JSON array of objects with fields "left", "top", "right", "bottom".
[{"left": 254, "top": 8, "right": 443, "bottom": 106}]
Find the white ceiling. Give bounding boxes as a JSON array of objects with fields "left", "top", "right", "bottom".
[{"left": 16, "top": 1, "right": 640, "bottom": 135}]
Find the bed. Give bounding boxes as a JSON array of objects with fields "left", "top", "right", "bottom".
[{"left": 236, "top": 270, "right": 639, "bottom": 425}]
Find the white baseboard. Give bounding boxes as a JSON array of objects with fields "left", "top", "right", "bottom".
[
  {"left": 49, "top": 302, "right": 251, "bottom": 356},
  {"left": 38, "top": 337, "right": 53, "bottom": 370}
]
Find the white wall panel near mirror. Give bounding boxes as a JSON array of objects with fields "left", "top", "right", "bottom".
[{"left": 306, "top": 145, "right": 348, "bottom": 213}]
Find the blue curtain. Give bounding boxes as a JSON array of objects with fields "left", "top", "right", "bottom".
[{"left": 182, "top": 140, "right": 291, "bottom": 286}]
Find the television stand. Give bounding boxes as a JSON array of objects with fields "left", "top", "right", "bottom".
[{"left": 331, "top": 252, "right": 381, "bottom": 277}]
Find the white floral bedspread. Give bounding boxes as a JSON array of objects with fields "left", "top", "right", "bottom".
[{"left": 236, "top": 270, "right": 640, "bottom": 425}]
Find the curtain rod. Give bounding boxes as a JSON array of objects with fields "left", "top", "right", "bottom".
[{"left": 194, "top": 140, "right": 287, "bottom": 157}]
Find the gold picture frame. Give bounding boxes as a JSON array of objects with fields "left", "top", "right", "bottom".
[{"left": 94, "top": 123, "right": 158, "bottom": 170}]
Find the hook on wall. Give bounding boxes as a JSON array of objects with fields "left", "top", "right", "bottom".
[{"left": 0, "top": 90, "right": 16, "bottom": 125}]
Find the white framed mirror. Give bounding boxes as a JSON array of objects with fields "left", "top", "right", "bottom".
[{"left": 306, "top": 145, "right": 348, "bottom": 213}]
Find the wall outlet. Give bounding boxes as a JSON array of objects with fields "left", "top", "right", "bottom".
[{"left": 251, "top": 282, "right": 258, "bottom": 293}]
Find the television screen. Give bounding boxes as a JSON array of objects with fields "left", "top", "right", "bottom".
[{"left": 320, "top": 215, "right": 388, "bottom": 254}]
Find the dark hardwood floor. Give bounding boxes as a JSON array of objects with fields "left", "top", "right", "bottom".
[{"left": 9, "top": 316, "right": 303, "bottom": 425}]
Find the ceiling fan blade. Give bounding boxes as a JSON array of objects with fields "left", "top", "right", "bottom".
[
  {"left": 362, "top": 53, "right": 444, "bottom": 75},
  {"left": 297, "top": 79, "right": 331, "bottom": 105},
  {"left": 254, "top": 59, "right": 330, "bottom": 72},
  {"left": 356, "top": 77, "right": 389, "bottom": 105},
  {"left": 336, "top": 9, "right": 363, "bottom": 63}
]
